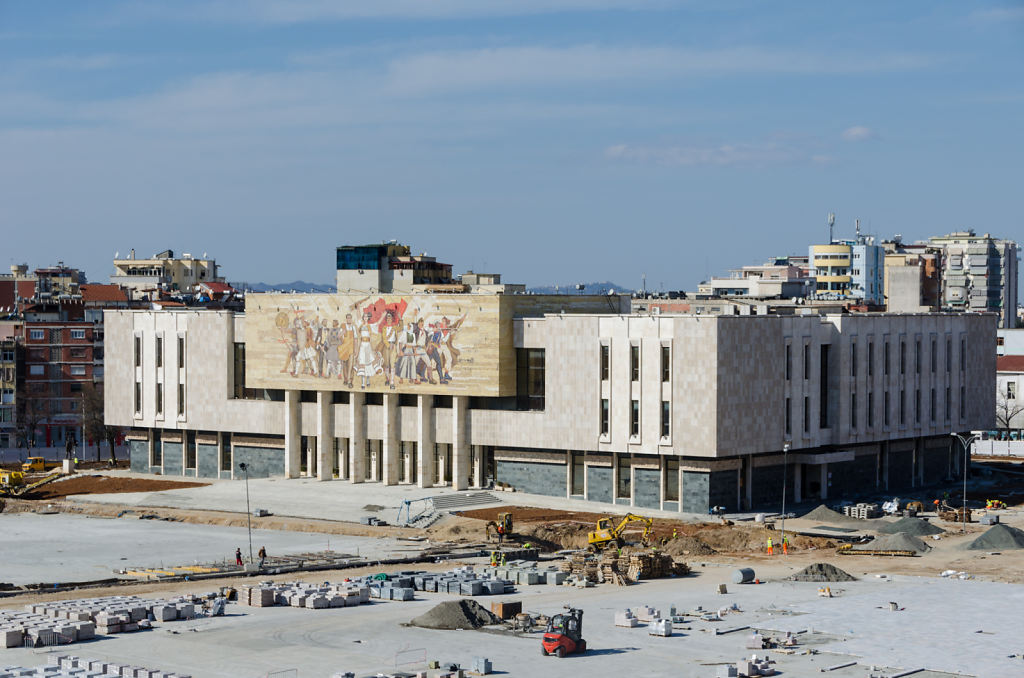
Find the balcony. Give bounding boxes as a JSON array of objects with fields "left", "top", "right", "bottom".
[{"left": 110, "top": 274, "right": 169, "bottom": 287}]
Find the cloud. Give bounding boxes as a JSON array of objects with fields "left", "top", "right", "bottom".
[
  {"left": 971, "top": 7, "right": 1024, "bottom": 22},
  {"left": 840, "top": 126, "right": 876, "bottom": 142},
  {"left": 605, "top": 141, "right": 809, "bottom": 168}
]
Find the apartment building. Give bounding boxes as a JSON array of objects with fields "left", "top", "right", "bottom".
[
  {"left": 929, "top": 230, "right": 1018, "bottom": 329},
  {"left": 0, "top": 339, "right": 19, "bottom": 449},
  {"left": 105, "top": 295, "right": 994, "bottom": 512},
  {"left": 809, "top": 237, "right": 884, "bottom": 305},
  {"left": 111, "top": 249, "right": 222, "bottom": 298}
]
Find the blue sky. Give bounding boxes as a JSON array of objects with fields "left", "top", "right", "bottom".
[{"left": 1, "top": 1, "right": 1022, "bottom": 289}]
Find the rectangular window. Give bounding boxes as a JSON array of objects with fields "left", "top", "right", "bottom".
[
  {"left": 900, "top": 340, "right": 906, "bottom": 375},
  {"left": 134, "top": 336, "right": 142, "bottom": 367},
  {"left": 850, "top": 342, "right": 857, "bottom": 377},
  {"left": 49, "top": 328, "right": 61, "bottom": 343},
  {"left": 630, "top": 345, "right": 640, "bottom": 381},
  {"left": 220, "top": 433, "right": 232, "bottom": 472},
  {"left": 630, "top": 399, "right": 640, "bottom": 436},
  {"left": 571, "top": 452, "right": 584, "bottom": 495},
  {"left": 915, "top": 388, "right": 921, "bottom": 423},
  {"left": 30, "top": 329, "right": 44, "bottom": 341},
  {"left": 960, "top": 338, "right": 966, "bottom": 372},
  {"left": 29, "top": 365, "right": 44, "bottom": 375},
  {"left": 70, "top": 365, "right": 86, "bottom": 376},
  {"left": 868, "top": 341, "right": 874, "bottom": 377},
  {"left": 70, "top": 329, "right": 85, "bottom": 340},
  {"left": 960, "top": 385, "right": 966, "bottom": 419},
  {"left": 151, "top": 430, "right": 162, "bottom": 466},
  {"left": 884, "top": 341, "right": 890, "bottom": 376},
  {"left": 616, "top": 454, "right": 631, "bottom": 499},
  {"left": 785, "top": 397, "right": 792, "bottom": 436},
  {"left": 900, "top": 389, "right": 906, "bottom": 425},
  {"left": 1009, "top": 382, "right": 1018, "bottom": 399},
  {"left": 70, "top": 382, "right": 82, "bottom": 393},
  {"left": 665, "top": 458, "right": 679, "bottom": 502},
  {"left": 819, "top": 344, "right": 830, "bottom": 429},
  {"left": 185, "top": 432, "right": 196, "bottom": 469},
  {"left": 884, "top": 390, "right": 891, "bottom": 426},
  {"left": 851, "top": 393, "right": 857, "bottom": 429},
  {"left": 156, "top": 336, "right": 163, "bottom": 368},
  {"left": 946, "top": 337, "right": 952, "bottom": 372},
  {"left": 946, "top": 386, "right": 951, "bottom": 420},
  {"left": 600, "top": 398, "right": 610, "bottom": 435},
  {"left": 868, "top": 392, "right": 875, "bottom": 427},
  {"left": 134, "top": 381, "right": 142, "bottom": 414},
  {"left": 177, "top": 383, "right": 185, "bottom": 416},
  {"left": 232, "top": 343, "right": 259, "bottom": 400},
  {"left": 600, "top": 344, "right": 609, "bottom": 381},
  {"left": 69, "top": 347, "right": 87, "bottom": 359},
  {"left": 661, "top": 345, "right": 670, "bottom": 383},
  {"left": 915, "top": 339, "right": 921, "bottom": 374},
  {"left": 178, "top": 336, "right": 186, "bottom": 369},
  {"left": 155, "top": 383, "right": 163, "bottom": 415},
  {"left": 661, "top": 400, "right": 670, "bottom": 437},
  {"left": 785, "top": 344, "right": 792, "bottom": 380},
  {"left": 803, "top": 344, "right": 810, "bottom": 380},
  {"left": 516, "top": 348, "right": 545, "bottom": 411},
  {"left": 803, "top": 396, "right": 810, "bottom": 433},
  {"left": 931, "top": 339, "right": 937, "bottom": 373},
  {"left": 930, "top": 388, "right": 936, "bottom": 422}
]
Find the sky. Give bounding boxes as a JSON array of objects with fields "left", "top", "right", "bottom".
[{"left": 1, "top": 1, "right": 1022, "bottom": 290}]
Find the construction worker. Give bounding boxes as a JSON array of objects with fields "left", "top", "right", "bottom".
[
  {"left": 672, "top": 528, "right": 678, "bottom": 540},
  {"left": 490, "top": 551, "right": 499, "bottom": 567},
  {"left": 500, "top": 552, "right": 507, "bottom": 567},
  {"left": 496, "top": 522, "right": 505, "bottom": 544},
  {"left": 766, "top": 536, "right": 774, "bottom": 556},
  {"left": 782, "top": 536, "right": 789, "bottom": 555}
]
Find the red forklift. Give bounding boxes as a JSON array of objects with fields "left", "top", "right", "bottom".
[{"left": 541, "top": 607, "right": 586, "bottom": 658}]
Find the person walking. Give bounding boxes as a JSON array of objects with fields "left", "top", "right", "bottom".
[
  {"left": 257, "top": 546, "right": 267, "bottom": 569},
  {"left": 782, "top": 536, "right": 789, "bottom": 555},
  {"left": 766, "top": 536, "right": 774, "bottom": 556},
  {"left": 235, "top": 547, "right": 243, "bottom": 566}
]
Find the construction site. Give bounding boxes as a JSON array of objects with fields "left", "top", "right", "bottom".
[{"left": 3, "top": 461, "right": 1024, "bottom": 677}]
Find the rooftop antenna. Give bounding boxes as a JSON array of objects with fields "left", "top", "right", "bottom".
[
  {"left": 828, "top": 212, "right": 836, "bottom": 244},
  {"left": 642, "top": 273, "right": 647, "bottom": 295},
  {"left": 855, "top": 218, "right": 861, "bottom": 242}
]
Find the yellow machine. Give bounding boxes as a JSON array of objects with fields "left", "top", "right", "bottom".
[
  {"left": 486, "top": 512, "right": 514, "bottom": 542},
  {"left": 21, "top": 457, "right": 59, "bottom": 473},
  {"left": 587, "top": 513, "right": 654, "bottom": 550},
  {"left": 0, "top": 470, "right": 26, "bottom": 488}
]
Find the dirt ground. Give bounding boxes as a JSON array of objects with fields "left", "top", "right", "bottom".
[{"left": 16, "top": 474, "right": 208, "bottom": 500}]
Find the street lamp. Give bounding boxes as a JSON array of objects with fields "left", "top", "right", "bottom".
[
  {"left": 949, "top": 431, "right": 982, "bottom": 534},
  {"left": 781, "top": 441, "right": 791, "bottom": 550},
  {"left": 238, "top": 462, "right": 254, "bottom": 565}
]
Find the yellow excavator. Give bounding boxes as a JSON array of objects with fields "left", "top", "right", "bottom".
[
  {"left": 587, "top": 513, "right": 654, "bottom": 550},
  {"left": 486, "top": 512, "right": 514, "bottom": 543}
]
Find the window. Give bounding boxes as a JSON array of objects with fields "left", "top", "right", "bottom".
[
  {"left": 946, "top": 337, "right": 952, "bottom": 372},
  {"left": 571, "top": 452, "right": 584, "bottom": 495},
  {"left": 661, "top": 400, "right": 670, "bottom": 437},
  {"left": 884, "top": 390, "right": 891, "bottom": 426},
  {"left": 155, "top": 383, "right": 163, "bottom": 415},
  {"left": 69, "top": 347, "right": 87, "bottom": 359},
  {"left": 178, "top": 383, "right": 185, "bottom": 416},
  {"left": 178, "top": 336, "right": 186, "bottom": 369},
  {"left": 900, "top": 389, "right": 906, "bottom": 426},
  {"left": 630, "top": 399, "right": 640, "bottom": 436},
  {"left": 1008, "top": 382, "right": 1017, "bottom": 400},
  {"left": 819, "top": 345, "right": 830, "bottom": 429},
  {"left": 134, "top": 336, "right": 142, "bottom": 367},
  {"left": 185, "top": 433, "right": 196, "bottom": 469},
  {"left": 851, "top": 342, "right": 857, "bottom": 377},
  {"left": 900, "top": 340, "right": 906, "bottom": 375},
  {"left": 630, "top": 345, "right": 640, "bottom": 381},
  {"left": 156, "top": 336, "right": 163, "bottom": 368},
  {"left": 960, "top": 338, "right": 966, "bottom": 372},
  {"left": 915, "top": 388, "right": 921, "bottom": 423},
  {"left": 884, "top": 341, "right": 890, "bottom": 376},
  {"left": 134, "top": 381, "right": 142, "bottom": 414},
  {"left": 868, "top": 342, "right": 873, "bottom": 377},
  {"left": 600, "top": 344, "right": 609, "bottom": 381},
  {"left": 931, "top": 339, "right": 937, "bottom": 373},
  {"left": 661, "top": 345, "right": 670, "bottom": 383},
  {"left": 785, "top": 345, "right": 792, "bottom": 380},
  {"left": 785, "top": 397, "right": 791, "bottom": 435},
  {"left": 868, "top": 392, "right": 874, "bottom": 427},
  {"left": 70, "top": 329, "right": 85, "bottom": 340},
  {"left": 29, "top": 365, "right": 44, "bottom": 375},
  {"left": 516, "top": 348, "right": 545, "bottom": 411},
  {"left": 616, "top": 454, "right": 631, "bottom": 499},
  {"left": 70, "top": 383, "right": 82, "bottom": 393},
  {"left": 30, "top": 329, "right": 44, "bottom": 340},
  {"left": 851, "top": 393, "right": 857, "bottom": 429},
  {"left": 915, "top": 339, "right": 921, "bottom": 374},
  {"left": 220, "top": 432, "right": 232, "bottom": 472},
  {"left": 70, "top": 365, "right": 86, "bottom": 376},
  {"left": 945, "top": 386, "right": 951, "bottom": 421},
  {"left": 232, "top": 343, "right": 261, "bottom": 400},
  {"left": 600, "top": 398, "right": 610, "bottom": 435},
  {"left": 803, "top": 344, "right": 810, "bottom": 380},
  {"left": 930, "top": 388, "right": 936, "bottom": 422},
  {"left": 665, "top": 458, "right": 679, "bottom": 502},
  {"left": 0, "top": 407, "right": 11, "bottom": 423},
  {"left": 960, "top": 385, "right": 966, "bottom": 419},
  {"left": 803, "top": 396, "right": 810, "bottom": 433},
  {"left": 151, "top": 431, "right": 162, "bottom": 466}
]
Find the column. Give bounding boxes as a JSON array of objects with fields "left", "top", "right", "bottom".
[
  {"left": 793, "top": 463, "right": 803, "bottom": 503},
  {"left": 348, "top": 391, "right": 365, "bottom": 483},
  {"left": 472, "top": 446, "right": 485, "bottom": 489},
  {"left": 382, "top": 393, "right": 400, "bottom": 485},
  {"left": 819, "top": 463, "right": 828, "bottom": 500},
  {"left": 417, "top": 394, "right": 435, "bottom": 488},
  {"left": 744, "top": 455, "right": 753, "bottom": 511},
  {"left": 451, "top": 396, "right": 470, "bottom": 490},
  {"left": 284, "top": 389, "right": 301, "bottom": 479},
  {"left": 316, "top": 391, "right": 332, "bottom": 481}
]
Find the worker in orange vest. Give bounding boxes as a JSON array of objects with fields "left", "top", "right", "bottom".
[
  {"left": 766, "top": 536, "right": 774, "bottom": 556},
  {"left": 782, "top": 536, "right": 789, "bottom": 555}
]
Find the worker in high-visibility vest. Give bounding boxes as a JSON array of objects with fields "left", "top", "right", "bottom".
[
  {"left": 782, "top": 535, "right": 789, "bottom": 555},
  {"left": 766, "top": 537, "right": 774, "bottom": 556}
]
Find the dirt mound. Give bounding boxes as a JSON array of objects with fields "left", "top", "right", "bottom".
[
  {"left": 855, "top": 532, "right": 930, "bottom": 553},
  {"left": 799, "top": 504, "right": 878, "bottom": 528},
  {"left": 785, "top": 562, "right": 857, "bottom": 582},
  {"left": 878, "top": 517, "right": 944, "bottom": 536},
  {"left": 21, "top": 475, "right": 208, "bottom": 500},
  {"left": 409, "top": 600, "right": 502, "bottom": 630},
  {"left": 962, "top": 523, "right": 1024, "bottom": 551},
  {"left": 661, "top": 536, "right": 717, "bottom": 557}
]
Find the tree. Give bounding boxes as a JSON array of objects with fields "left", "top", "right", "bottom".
[
  {"left": 14, "top": 385, "right": 45, "bottom": 455},
  {"left": 81, "top": 382, "right": 106, "bottom": 462},
  {"left": 996, "top": 388, "right": 1024, "bottom": 433},
  {"left": 105, "top": 425, "right": 121, "bottom": 464}
]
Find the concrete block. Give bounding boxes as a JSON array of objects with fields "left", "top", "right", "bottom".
[
  {"left": 614, "top": 610, "right": 639, "bottom": 628},
  {"left": 471, "top": 657, "right": 492, "bottom": 675},
  {"left": 648, "top": 618, "right": 672, "bottom": 637},
  {"left": 0, "top": 629, "right": 23, "bottom": 648},
  {"left": 152, "top": 606, "right": 177, "bottom": 622},
  {"left": 306, "top": 596, "right": 329, "bottom": 609},
  {"left": 459, "top": 582, "right": 483, "bottom": 596},
  {"left": 484, "top": 581, "right": 505, "bottom": 595}
]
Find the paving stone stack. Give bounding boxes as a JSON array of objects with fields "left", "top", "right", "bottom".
[
  {"left": 0, "top": 654, "right": 192, "bottom": 678},
  {"left": 625, "top": 552, "right": 688, "bottom": 581},
  {"left": 843, "top": 503, "right": 880, "bottom": 519},
  {"left": 560, "top": 553, "right": 600, "bottom": 582},
  {"left": 239, "top": 582, "right": 371, "bottom": 609},
  {"left": 20, "top": 595, "right": 200, "bottom": 638}
]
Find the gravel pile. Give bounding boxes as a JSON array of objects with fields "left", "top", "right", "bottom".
[
  {"left": 962, "top": 524, "right": 1024, "bottom": 551},
  {"left": 785, "top": 562, "right": 857, "bottom": 582},
  {"left": 878, "top": 517, "right": 944, "bottom": 536},
  {"left": 409, "top": 600, "right": 502, "bottom": 630},
  {"left": 800, "top": 504, "right": 879, "bottom": 528},
  {"left": 855, "top": 532, "right": 930, "bottom": 553}
]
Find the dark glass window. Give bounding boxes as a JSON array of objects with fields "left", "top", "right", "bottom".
[
  {"left": 600, "top": 345, "right": 610, "bottom": 381},
  {"left": 516, "top": 348, "right": 545, "bottom": 411}
]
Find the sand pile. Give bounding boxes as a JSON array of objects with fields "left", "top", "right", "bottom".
[
  {"left": 855, "top": 532, "right": 930, "bottom": 553},
  {"left": 662, "top": 536, "right": 717, "bottom": 557},
  {"left": 878, "top": 517, "right": 944, "bottom": 536},
  {"left": 409, "top": 600, "right": 502, "bottom": 630},
  {"left": 785, "top": 562, "right": 857, "bottom": 582},
  {"left": 962, "top": 524, "right": 1024, "bottom": 551},
  {"left": 799, "top": 504, "right": 878, "bottom": 528}
]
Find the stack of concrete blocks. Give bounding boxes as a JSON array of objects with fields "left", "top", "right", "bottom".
[
  {"left": 648, "top": 617, "right": 672, "bottom": 637},
  {"left": 480, "top": 561, "right": 567, "bottom": 587},
  {"left": 632, "top": 606, "right": 661, "bottom": 623},
  {"left": 239, "top": 582, "right": 371, "bottom": 609},
  {"left": 471, "top": 657, "right": 492, "bottom": 675},
  {"left": 23, "top": 595, "right": 198, "bottom": 638},
  {"left": 736, "top": 656, "right": 776, "bottom": 677},
  {"left": 373, "top": 567, "right": 514, "bottom": 598},
  {"left": 843, "top": 503, "right": 880, "bottom": 519},
  {"left": 0, "top": 655, "right": 191, "bottom": 678},
  {"left": 614, "top": 609, "right": 640, "bottom": 627},
  {"left": 0, "top": 609, "right": 95, "bottom": 648},
  {"left": 716, "top": 667, "right": 739, "bottom": 678}
]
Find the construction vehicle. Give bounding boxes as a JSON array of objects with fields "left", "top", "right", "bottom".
[
  {"left": 21, "top": 457, "right": 60, "bottom": 473},
  {"left": 0, "top": 470, "right": 26, "bottom": 489},
  {"left": 486, "top": 512, "right": 514, "bottom": 543},
  {"left": 905, "top": 501, "right": 924, "bottom": 515},
  {"left": 587, "top": 513, "right": 653, "bottom": 550},
  {"left": 541, "top": 606, "right": 586, "bottom": 658}
]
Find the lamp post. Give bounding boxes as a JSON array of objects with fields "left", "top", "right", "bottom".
[
  {"left": 949, "top": 432, "right": 981, "bottom": 534},
  {"left": 781, "top": 441, "right": 791, "bottom": 549},
  {"left": 238, "top": 462, "right": 254, "bottom": 565}
]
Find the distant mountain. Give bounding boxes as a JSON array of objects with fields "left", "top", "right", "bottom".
[
  {"left": 232, "top": 281, "right": 335, "bottom": 293},
  {"left": 526, "top": 281, "right": 634, "bottom": 295}
]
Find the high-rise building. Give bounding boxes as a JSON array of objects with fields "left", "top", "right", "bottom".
[
  {"left": 336, "top": 242, "right": 454, "bottom": 293},
  {"left": 928, "top": 230, "right": 1018, "bottom": 329},
  {"left": 809, "top": 232, "right": 884, "bottom": 305},
  {"left": 881, "top": 236, "right": 942, "bottom": 314}
]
